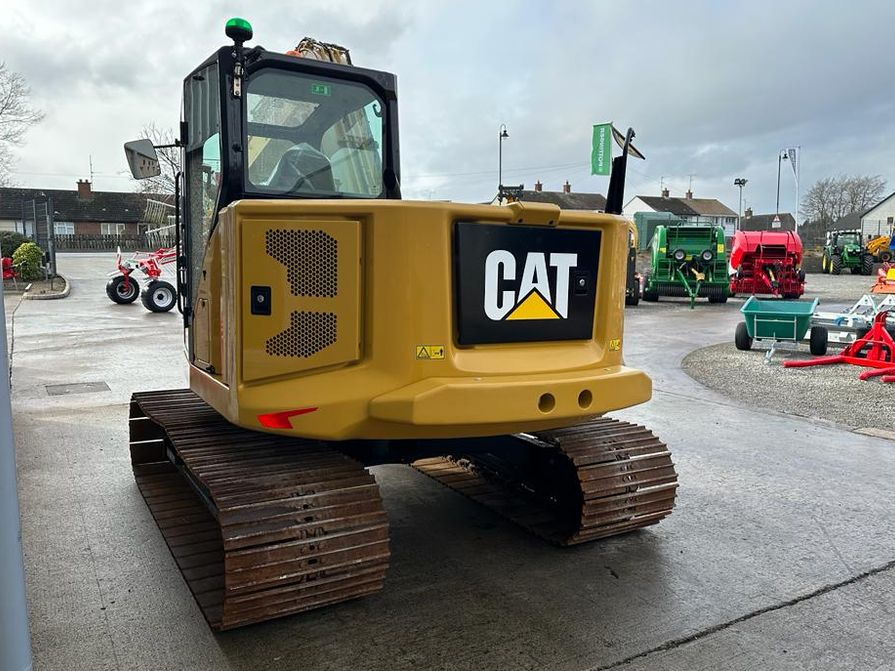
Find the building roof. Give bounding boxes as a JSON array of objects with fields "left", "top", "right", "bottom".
[
  {"left": 0, "top": 186, "right": 171, "bottom": 224},
  {"left": 740, "top": 212, "right": 797, "bottom": 232},
  {"left": 832, "top": 211, "right": 861, "bottom": 230},
  {"left": 635, "top": 195, "right": 737, "bottom": 218},
  {"left": 861, "top": 191, "right": 895, "bottom": 218},
  {"left": 517, "top": 189, "right": 606, "bottom": 211}
]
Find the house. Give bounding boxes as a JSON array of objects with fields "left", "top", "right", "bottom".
[
  {"left": 857, "top": 192, "right": 895, "bottom": 238},
  {"left": 831, "top": 211, "right": 861, "bottom": 232},
  {"left": 623, "top": 189, "right": 738, "bottom": 235},
  {"left": 739, "top": 209, "right": 797, "bottom": 232},
  {"left": 493, "top": 180, "right": 606, "bottom": 211},
  {"left": 0, "top": 180, "right": 171, "bottom": 236}
]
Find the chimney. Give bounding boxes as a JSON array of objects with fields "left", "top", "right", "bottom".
[
  {"left": 744, "top": 207, "right": 753, "bottom": 218},
  {"left": 534, "top": 180, "right": 543, "bottom": 192},
  {"left": 77, "top": 179, "right": 92, "bottom": 200},
  {"left": 562, "top": 180, "right": 571, "bottom": 194},
  {"left": 685, "top": 189, "right": 693, "bottom": 199},
  {"left": 661, "top": 187, "right": 669, "bottom": 198}
]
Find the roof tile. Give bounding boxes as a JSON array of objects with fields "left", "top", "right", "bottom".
[{"left": 0, "top": 187, "right": 171, "bottom": 224}]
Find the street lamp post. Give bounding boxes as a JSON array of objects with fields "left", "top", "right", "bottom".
[
  {"left": 776, "top": 150, "right": 789, "bottom": 215},
  {"left": 498, "top": 124, "right": 509, "bottom": 192},
  {"left": 734, "top": 178, "right": 747, "bottom": 231}
]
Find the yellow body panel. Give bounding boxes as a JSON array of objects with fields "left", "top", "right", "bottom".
[
  {"left": 867, "top": 235, "right": 891, "bottom": 256},
  {"left": 190, "top": 199, "right": 651, "bottom": 440}
]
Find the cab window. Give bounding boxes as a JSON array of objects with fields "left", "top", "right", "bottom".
[{"left": 245, "top": 69, "right": 384, "bottom": 197}]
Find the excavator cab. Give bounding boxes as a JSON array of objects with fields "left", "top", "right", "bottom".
[{"left": 123, "top": 19, "right": 677, "bottom": 630}]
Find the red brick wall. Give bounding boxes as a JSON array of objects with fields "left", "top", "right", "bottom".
[
  {"left": 76, "top": 222, "right": 101, "bottom": 235},
  {"left": 72, "top": 222, "right": 140, "bottom": 235}
]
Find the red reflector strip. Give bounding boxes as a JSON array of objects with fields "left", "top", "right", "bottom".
[{"left": 257, "top": 407, "right": 318, "bottom": 429}]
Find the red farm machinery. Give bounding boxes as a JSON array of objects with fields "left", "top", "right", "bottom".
[
  {"left": 729, "top": 230, "right": 805, "bottom": 299},
  {"left": 106, "top": 246, "right": 178, "bottom": 312}
]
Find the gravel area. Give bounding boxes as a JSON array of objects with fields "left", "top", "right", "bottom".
[
  {"left": 682, "top": 341, "right": 890, "bottom": 431},
  {"left": 798, "top": 269, "right": 882, "bottom": 306}
]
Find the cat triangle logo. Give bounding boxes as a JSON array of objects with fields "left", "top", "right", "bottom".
[{"left": 505, "top": 290, "right": 561, "bottom": 320}]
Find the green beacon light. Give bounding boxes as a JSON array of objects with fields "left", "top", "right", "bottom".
[{"left": 225, "top": 17, "right": 253, "bottom": 44}]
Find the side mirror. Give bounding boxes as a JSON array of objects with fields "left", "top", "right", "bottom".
[{"left": 124, "top": 139, "right": 161, "bottom": 179}]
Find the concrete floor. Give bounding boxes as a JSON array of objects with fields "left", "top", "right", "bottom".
[{"left": 9, "top": 254, "right": 895, "bottom": 671}]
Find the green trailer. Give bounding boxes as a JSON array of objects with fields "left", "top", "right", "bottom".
[
  {"left": 642, "top": 223, "right": 729, "bottom": 308},
  {"left": 735, "top": 296, "right": 828, "bottom": 360}
]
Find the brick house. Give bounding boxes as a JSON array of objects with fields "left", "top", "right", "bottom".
[
  {"left": 493, "top": 180, "right": 607, "bottom": 211},
  {"left": 0, "top": 180, "right": 171, "bottom": 236},
  {"left": 739, "top": 209, "right": 797, "bottom": 232},
  {"left": 623, "top": 189, "right": 738, "bottom": 235}
]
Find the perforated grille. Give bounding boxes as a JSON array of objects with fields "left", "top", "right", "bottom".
[
  {"left": 266, "top": 311, "right": 337, "bottom": 358},
  {"left": 265, "top": 229, "right": 338, "bottom": 297}
]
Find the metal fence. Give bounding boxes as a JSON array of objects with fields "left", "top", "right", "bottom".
[
  {"left": 54, "top": 233, "right": 177, "bottom": 252},
  {"left": 22, "top": 198, "right": 58, "bottom": 275}
]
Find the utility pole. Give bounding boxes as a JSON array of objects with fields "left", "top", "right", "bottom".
[
  {"left": 498, "top": 124, "right": 509, "bottom": 194},
  {"left": 734, "top": 178, "right": 748, "bottom": 231},
  {"left": 0, "top": 281, "right": 33, "bottom": 671},
  {"left": 776, "top": 149, "right": 788, "bottom": 215}
]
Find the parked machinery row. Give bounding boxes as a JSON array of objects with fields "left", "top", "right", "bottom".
[
  {"left": 626, "top": 224, "right": 893, "bottom": 308},
  {"left": 629, "top": 223, "right": 808, "bottom": 308}
]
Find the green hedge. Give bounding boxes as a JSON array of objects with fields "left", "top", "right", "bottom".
[
  {"left": 12, "top": 242, "right": 45, "bottom": 281},
  {"left": 0, "top": 231, "right": 29, "bottom": 258}
]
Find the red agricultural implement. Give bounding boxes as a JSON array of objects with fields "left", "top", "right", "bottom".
[
  {"left": 871, "top": 263, "right": 895, "bottom": 295},
  {"left": 106, "top": 246, "right": 178, "bottom": 312},
  {"left": 729, "top": 230, "right": 805, "bottom": 298},
  {"left": 783, "top": 311, "right": 895, "bottom": 383}
]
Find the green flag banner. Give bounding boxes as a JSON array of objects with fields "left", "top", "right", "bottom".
[{"left": 591, "top": 122, "right": 613, "bottom": 176}]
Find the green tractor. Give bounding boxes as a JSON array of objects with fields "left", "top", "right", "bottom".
[
  {"left": 821, "top": 230, "right": 874, "bottom": 275},
  {"left": 642, "top": 223, "right": 729, "bottom": 308}
]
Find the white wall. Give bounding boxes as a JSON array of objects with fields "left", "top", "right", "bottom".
[
  {"left": 861, "top": 195, "right": 895, "bottom": 237},
  {"left": 622, "top": 196, "right": 653, "bottom": 220},
  {"left": 0, "top": 220, "right": 19, "bottom": 233}
]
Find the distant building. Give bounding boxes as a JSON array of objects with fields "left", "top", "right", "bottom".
[
  {"left": 856, "top": 192, "right": 895, "bottom": 238},
  {"left": 0, "top": 180, "right": 170, "bottom": 236},
  {"left": 739, "top": 209, "right": 796, "bottom": 232},
  {"left": 493, "top": 180, "right": 606, "bottom": 211},
  {"left": 623, "top": 188, "right": 738, "bottom": 234},
  {"left": 831, "top": 211, "right": 861, "bottom": 232}
]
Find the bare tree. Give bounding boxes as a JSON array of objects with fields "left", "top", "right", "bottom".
[
  {"left": 801, "top": 174, "right": 887, "bottom": 228},
  {"left": 133, "top": 122, "right": 181, "bottom": 195},
  {"left": 0, "top": 62, "right": 45, "bottom": 185},
  {"left": 842, "top": 174, "right": 886, "bottom": 216}
]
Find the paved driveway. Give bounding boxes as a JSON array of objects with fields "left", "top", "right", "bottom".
[{"left": 10, "top": 254, "right": 895, "bottom": 671}]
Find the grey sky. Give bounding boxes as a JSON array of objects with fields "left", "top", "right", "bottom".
[{"left": 3, "top": 0, "right": 895, "bottom": 216}]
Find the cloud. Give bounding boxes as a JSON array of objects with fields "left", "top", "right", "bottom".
[{"left": 3, "top": 0, "right": 895, "bottom": 217}]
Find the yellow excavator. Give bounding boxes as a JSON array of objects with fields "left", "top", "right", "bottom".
[{"left": 123, "top": 18, "right": 677, "bottom": 630}]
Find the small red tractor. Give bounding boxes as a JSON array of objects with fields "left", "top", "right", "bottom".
[
  {"left": 729, "top": 230, "right": 805, "bottom": 299},
  {"left": 106, "top": 247, "right": 177, "bottom": 312}
]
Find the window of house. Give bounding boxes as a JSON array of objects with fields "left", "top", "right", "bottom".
[
  {"left": 101, "top": 223, "right": 127, "bottom": 235},
  {"left": 54, "top": 222, "right": 74, "bottom": 235}
]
